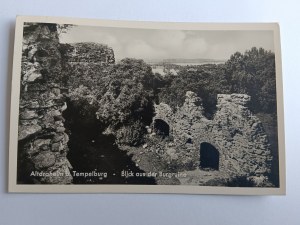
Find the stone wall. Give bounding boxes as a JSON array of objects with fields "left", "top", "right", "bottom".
[
  {"left": 64, "top": 42, "right": 115, "bottom": 64},
  {"left": 18, "top": 23, "right": 72, "bottom": 184},
  {"left": 152, "top": 91, "right": 272, "bottom": 178}
]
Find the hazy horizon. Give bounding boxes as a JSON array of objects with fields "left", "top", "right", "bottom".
[{"left": 60, "top": 25, "right": 275, "bottom": 61}]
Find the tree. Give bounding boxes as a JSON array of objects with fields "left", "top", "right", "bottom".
[
  {"left": 225, "top": 47, "right": 276, "bottom": 113},
  {"left": 158, "top": 64, "right": 230, "bottom": 118},
  {"left": 57, "top": 24, "right": 75, "bottom": 36}
]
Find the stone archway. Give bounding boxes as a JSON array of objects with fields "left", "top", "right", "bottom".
[
  {"left": 199, "top": 142, "right": 219, "bottom": 170},
  {"left": 153, "top": 119, "right": 170, "bottom": 137}
]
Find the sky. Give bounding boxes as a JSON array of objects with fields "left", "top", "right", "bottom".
[{"left": 60, "top": 25, "right": 275, "bottom": 61}]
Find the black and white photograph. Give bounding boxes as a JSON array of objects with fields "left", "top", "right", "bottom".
[{"left": 9, "top": 16, "right": 285, "bottom": 194}]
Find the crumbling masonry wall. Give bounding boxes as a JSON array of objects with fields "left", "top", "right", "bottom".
[
  {"left": 18, "top": 23, "right": 72, "bottom": 184},
  {"left": 153, "top": 91, "right": 272, "bottom": 177}
]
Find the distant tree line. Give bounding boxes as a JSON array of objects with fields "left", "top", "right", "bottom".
[{"left": 158, "top": 47, "right": 276, "bottom": 118}]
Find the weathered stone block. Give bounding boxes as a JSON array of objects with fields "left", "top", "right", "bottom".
[
  {"left": 20, "top": 109, "right": 38, "bottom": 120},
  {"left": 27, "top": 100, "right": 40, "bottom": 108},
  {"left": 56, "top": 127, "right": 66, "bottom": 133},
  {"left": 33, "top": 139, "right": 51, "bottom": 152},
  {"left": 18, "top": 124, "right": 42, "bottom": 141},
  {"left": 32, "top": 152, "right": 56, "bottom": 169},
  {"left": 52, "top": 134, "right": 65, "bottom": 143},
  {"left": 51, "top": 142, "right": 61, "bottom": 152}
]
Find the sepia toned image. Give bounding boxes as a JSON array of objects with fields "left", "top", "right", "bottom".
[{"left": 9, "top": 16, "right": 285, "bottom": 194}]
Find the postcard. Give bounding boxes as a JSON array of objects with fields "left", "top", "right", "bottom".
[{"left": 9, "top": 16, "right": 285, "bottom": 194}]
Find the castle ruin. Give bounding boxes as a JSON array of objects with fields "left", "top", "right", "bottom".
[{"left": 152, "top": 91, "right": 272, "bottom": 179}]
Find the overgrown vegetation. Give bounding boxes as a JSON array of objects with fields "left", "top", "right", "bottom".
[
  {"left": 158, "top": 47, "right": 276, "bottom": 118},
  {"left": 60, "top": 45, "right": 277, "bottom": 146}
]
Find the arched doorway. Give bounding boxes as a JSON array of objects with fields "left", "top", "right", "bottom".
[
  {"left": 153, "top": 119, "right": 169, "bottom": 137},
  {"left": 200, "top": 142, "right": 219, "bottom": 170}
]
